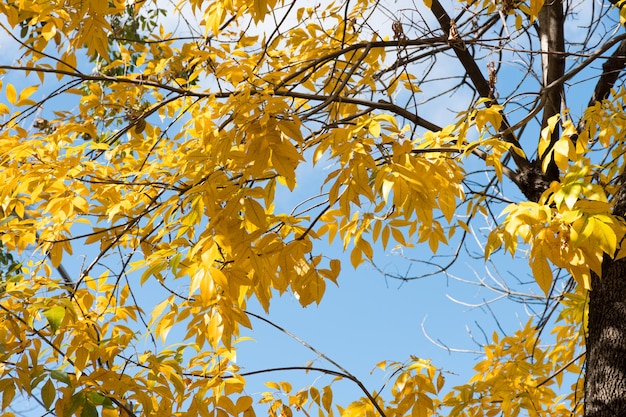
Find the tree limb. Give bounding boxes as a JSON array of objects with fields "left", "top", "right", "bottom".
[{"left": 537, "top": 0, "right": 565, "bottom": 183}]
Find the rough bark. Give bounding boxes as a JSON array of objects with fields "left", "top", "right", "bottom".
[
  {"left": 583, "top": 180, "right": 626, "bottom": 416},
  {"left": 585, "top": 259, "right": 626, "bottom": 416},
  {"left": 580, "top": 8, "right": 626, "bottom": 412}
]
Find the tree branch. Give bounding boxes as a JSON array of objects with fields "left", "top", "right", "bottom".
[
  {"left": 537, "top": 0, "right": 565, "bottom": 183},
  {"left": 587, "top": 40, "right": 626, "bottom": 106},
  {"left": 427, "top": 0, "right": 533, "bottom": 177}
]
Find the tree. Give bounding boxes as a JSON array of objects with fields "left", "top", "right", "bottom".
[{"left": 0, "top": 0, "right": 624, "bottom": 415}]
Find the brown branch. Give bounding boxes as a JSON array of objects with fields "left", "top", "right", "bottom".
[
  {"left": 583, "top": 39, "right": 626, "bottom": 113},
  {"left": 537, "top": 0, "right": 565, "bottom": 183},
  {"left": 573, "top": 39, "right": 626, "bottom": 148},
  {"left": 0, "top": 21, "right": 82, "bottom": 74},
  {"left": 536, "top": 352, "right": 585, "bottom": 388},
  {"left": 273, "top": 89, "right": 440, "bottom": 131},
  {"left": 240, "top": 366, "right": 387, "bottom": 416},
  {"left": 542, "top": 33, "right": 626, "bottom": 98},
  {"left": 300, "top": 44, "right": 372, "bottom": 119},
  {"left": 273, "top": 38, "right": 447, "bottom": 91},
  {"left": 0, "top": 65, "right": 193, "bottom": 97},
  {"left": 427, "top": 0, "right": 532, "bottom": 177}
]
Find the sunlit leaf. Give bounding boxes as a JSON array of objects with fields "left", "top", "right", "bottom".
[
  {"left": 43, "top": 306, "right": 65, "bottom": 333},
  {"left": 531, "top": 255, "right": 553, "bottom": 295},
  {"left": 5, "top": 83, "right": 16, "bottom": 105}
]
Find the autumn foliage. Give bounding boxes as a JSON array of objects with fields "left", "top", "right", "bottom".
[{"left": 0, "top": 0, "right": 625, "bottom": 415}]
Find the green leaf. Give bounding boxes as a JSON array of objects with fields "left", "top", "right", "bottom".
[
  {"left": 2, "top": 381, "right": 15, "bottom": 410},
  {"left": 41, "top": 378, "right": 56, "bottom": 410},
  {"left": 68, "top": 392, "right": 86, "bottom": 416},
  {"left": 89, "top": 391, "right": 111, "bottom": 407},
  {"left": 43, "top": 306, "right": 66, "bottom": 333},
  {"left": 50, "top": 369, "right": 71, "bottom": 385},
  {"left": 81, "top": 401, "right": 98, "bottom": 417}
]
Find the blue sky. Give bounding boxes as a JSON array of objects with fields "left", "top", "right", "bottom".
[{"left": 232, "top": 166, "right": 540, "bottom": 410}]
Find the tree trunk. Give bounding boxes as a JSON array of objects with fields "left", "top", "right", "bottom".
[
  {"left": 585, "top": 257, "right": 626, "bottom": 416},
  {"left": 585, "top": 182, "right": 626, "bottom": 416}
]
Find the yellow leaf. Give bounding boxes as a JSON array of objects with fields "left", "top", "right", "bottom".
[
  {"left": 16, "top": 85, "right": 38, "bottom": 107},
  {"left": 350, "top": 246, "right": 363, "bottom": 268},
  {"left": 529, "top": 0, "right": 546, "bottom": 21},
  {"left": 253, "top": 0, "right": 267, "bottom": 20},
  {"left": 6, "top": 83, "right": 16, "bottom": 105},
  {"left": 552, "top": 137, "right": 574, "bottom": 171},
  {"left": 72, "top": 196, "right": 89, "bottom": 213},
  {"left": 343, "top": 399, "right": 375, "bottom": 417},
  {"left": 381, "top": 225, "right": 390, "bottom": 249},
  {"left": 474, "top": 105, "right": 503, "bottom": 131},
  {"left": 437, "top": 373, "right": 445, "bottom": 392},
  {"left": 391, "top": 227, "right": 407, "bottom": 246},
  {"left": 2, "top": 382, "right": 16, "bottom": 411},
  {"left": 322, "top": 386, "right": 333, "bottom": 412},
  {"left": 591, "top": 217, "right": 617, "bottom": 255},
  {"left": 372, "top": 219, "right": 382, "bottom": 241},
  {"left": 236, "top": 396, "right": 253, "bottom": 413},
  {"left": 101, "top": 408, "right": 118, "bottom": 417},
  {"left": 210, "top": 267, "right": 229, "bottom": 290},
  {"left": 278, "top": 119, "right": 304, "bottom": 142},
  {"left": 329, "top": 259, "right": 340, "bottom": 278},
  {"left": 538, "top": 113, "right": 560, "bottom": 158},
  {"left": 401, "top": 79, "right": 420, "bottom": 92},
  {"left": 280, "top": 381, "right": 292, "bottom": 393},
  {"left": 531, "top": 256, "right": 552, "bottom": 295},
  {"left": 244, "top": 198, "right": 267, "bottom": 231},
  {"left": 438, "top": 191, "right": 456, "bottom": 222},
  {"left": 265, "top": 381, "right": 281, "bottom": 390},
  {"left": 387, "top": 78, "right": 398, "bottom": 95},
  {"left": 458, "top": 220, "right": 471, "bottom": 233},
  {"left": 357, "top": 239, "right": 373, "bottom": 261},
  {"left": 140, "top": 262, "right": 165, "bottom": 285},
  {"left": 149, "top": 298, "right": 171, "bottom": 326},
  {"left": 381, "top": 178, "right": 394, "bottom": 203},
  {"left": 368, "top": 121, "right": 381, "bottom": 138},
  {"left": 578, "top": 216, "right": 595, "bottom": 243},
  {"left": 49, "top": 243, "right": 63, "bottom": 267},
  {"left": 74, "top": 346, "right": 89, "bottom": 375},
  {"left": 41, "top": 21, "right": 56, "bottom": 41},
  {"left": 271, "top": 142, "right": 302, "bottom": 190},
  {"left": 205, "top": 2, "right": 225, "bottom": 35}
]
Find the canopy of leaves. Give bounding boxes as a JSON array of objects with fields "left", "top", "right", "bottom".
[{"left": 0, "top": 0, "right": 623, "bottom": 415}]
